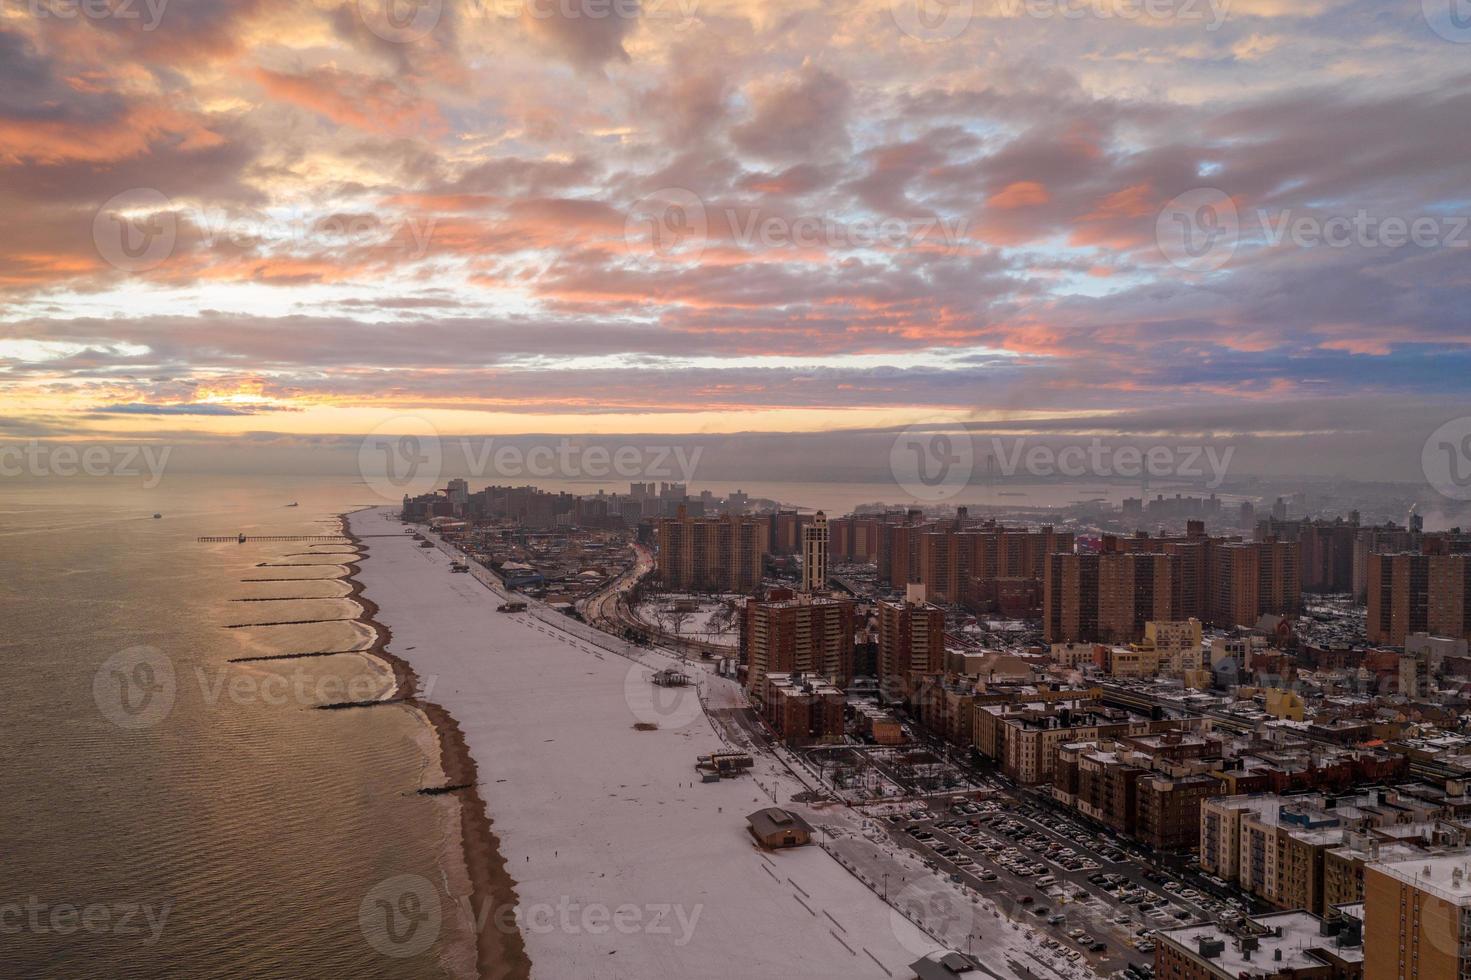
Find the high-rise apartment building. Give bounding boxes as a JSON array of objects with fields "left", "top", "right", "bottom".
[
  {"left": 1368, "top": 553, "right": 1471, "bottom": 645},
  {"left": 879, "top": 519, "right": 1071, "bottom": 601},
  {"left": 740, "top": 595, "right": 855, "bottom": 694},
  {"left": 877, "top": 587, "right": 945, "bottom": 697},
  {"left": 1210, "top": 540, "right": 1301, "bottom": 628},
  {"left": 801, "top": 511, "right": 829, "bottom": 593},
  {"left": 655, "top": 511, "right": 765, "bottom": 592},
  {"left": 1258, "top": 516, "right": 1359, "bottom": 593},
  {"left": 1045, "top": 535, "right": 1298, "bottom": 642}
]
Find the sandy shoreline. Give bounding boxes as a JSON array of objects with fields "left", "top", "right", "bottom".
[
  {"left": 341, "top": 511, "right": 531, "bottom": 980},
  {"left": 345, "top": 505, "right": 948, "bottom": 979}
]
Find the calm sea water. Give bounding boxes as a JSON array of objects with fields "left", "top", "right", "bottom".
[{"left": 0, "top": 475, "right": 470, "bottom": 978}]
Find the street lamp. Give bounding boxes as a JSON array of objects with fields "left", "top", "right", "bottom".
[{"left": 882, "top": 872, "right": 889, "bottom": 901}]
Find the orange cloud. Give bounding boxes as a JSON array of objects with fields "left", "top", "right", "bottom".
[
  {"left": 987, "top": 181, "right": 1050, "bottom": 210},
  {"left": 253, "top": 67, "right": 448, "bottom": 139}
]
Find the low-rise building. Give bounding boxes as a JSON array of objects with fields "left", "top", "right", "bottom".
[
  {"left": 761, "top": 673, "right": 844, "bottom": 743},
  {"left": 1155, "top": 910, "right": 1363, "bottom": 979},
  {"left": 746, "top": 807, "right": 813, "bottom": 849},
  {"left": 975, "top": 699, "right": 1157, "bottom": 785},
  {"left": 853, "top": 701, "right": 904, "bottom": 745}
]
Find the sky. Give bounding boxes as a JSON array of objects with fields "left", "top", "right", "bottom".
[{"left": 1, "top": 0, "right": 1469, "bottom": 482}]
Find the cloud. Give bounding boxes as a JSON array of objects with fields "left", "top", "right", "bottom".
[
  {"left": 520, "top": 0, "right": 638, "bottom": 71},
  {"left": 730, "top": 65, "right": 852, "bottom": 163},
  {"left": 0, "top": 0, "right": 1466, "bottom": 487},
  {"left": 254, "top": 67, "right": 448, "bottom": 137},
  {"left": 90, "top": 402, "right": 296, "bottom": 416}
]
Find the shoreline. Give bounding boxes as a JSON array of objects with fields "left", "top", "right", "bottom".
[
  {"left": 345, "top": 506, "right": 944, "bottom": 978},
  {"left": 341, "top": 510, "right": 531, "bottom": 980}
]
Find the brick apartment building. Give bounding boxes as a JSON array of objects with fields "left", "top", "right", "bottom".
[
  {"left": 869, "top": 517, "right": 1072, "bottom": 607},
  {"left": 655, "top": 511, "right": 765, "bottom": 592},
  {"left": 1052, "top": 731, "right": 1223, "bottom": 850},
  {"left": 877, "top": 588, "right": 946, "bottom": 699},
  {"left": 1364, "top": 850, "right": 1471, "bottom": 980},
  {"left": 1200, "top": 790, "right": 1457, "bottom": 915},
  {"left": 740, "top": 594, "right": 856, "bottom": 694},
  {"left": 760, "top": 673, "right": 845, "bottom": 743},
  {"left": 1367, "top": 552, "right": 1471, "bottom": 645},
  {"left": 1044, "top": 532, "right": 1301, "bottom": 643},
  {"left": 975, "top": 700, "right": 1161, "bottom": 785}
]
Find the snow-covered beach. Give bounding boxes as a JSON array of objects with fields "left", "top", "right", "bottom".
[{"left": 350, "top": 506, "right": 947, "bottom": 978}]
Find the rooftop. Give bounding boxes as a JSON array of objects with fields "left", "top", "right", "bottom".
[
  {"left": 766, "top": 673, "right": 844, "bottom": 697},
  {"left": 1369, "top": 849, "right": 1471, "bottom": 905},
  {"left": 1159, "top": 911, "right": 1345, "bottom": 976}
]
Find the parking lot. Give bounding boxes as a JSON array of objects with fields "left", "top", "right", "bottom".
[{"left": 879, "top": 783, "right": 1260, "bottom": 978}]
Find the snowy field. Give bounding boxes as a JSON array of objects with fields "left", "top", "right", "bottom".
[{"left": 356, "top": 508, "right": 951, "bottom": 979}]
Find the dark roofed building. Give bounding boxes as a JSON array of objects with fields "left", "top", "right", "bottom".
[
  {"left": 746, "top": 807, "right": 814, "bottom": 849},
  {"left": 909, "top": 950, "right": 983, "bottom": 979}
]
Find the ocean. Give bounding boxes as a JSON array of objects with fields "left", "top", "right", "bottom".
[{"left": 0, "top": 475, "right": 472, "bottom": 978}]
